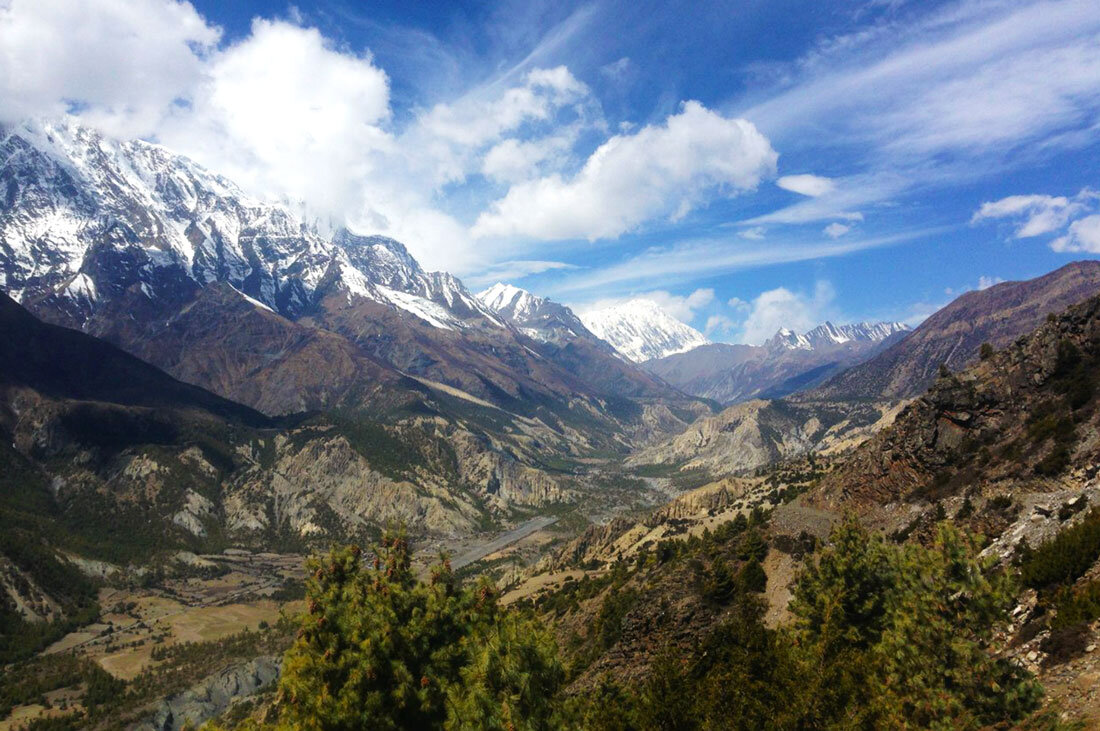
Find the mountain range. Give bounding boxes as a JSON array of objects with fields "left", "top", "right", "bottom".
[
  {"left": 0, "top": 119, "right": 710, "bottom": 546},
  {"left": 6, "top": 117, "right": 1100, "bottom": 729},
  {"left": 631, "top": 261, "right": 1100, "bottom": 478},
  {"left": 645, "top": 319, "right": 909, "bottom": 404}
]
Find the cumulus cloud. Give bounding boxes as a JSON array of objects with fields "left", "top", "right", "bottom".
[
  {"left": 0, "top": 0, "right": 219, "bottom": 132},
  {"left": 972, "top": 187, "right": 1100, "bottom": 258},
  {"left": 1051, "top": 215, "right": 1100, "bottom": 253},
  {"left": 472, "top": 101, "right": 778, "bottom": 240},
  {"left": 824, "top": 222, "right": 851, "bottom": 238},
  {"left": 971, "top": 192, "right": 1094, "bottom": 237},
  {"left": 410, "top": 65, "right": 597, "bottom": 188},
  {"left": 977, "top": 275, "right": 1005, "bottom": 290},
  {"left": 739, "top": 226, "right": 766, "bottom": 240},
  {"left": 158, "top": 19, "right": 394, "bottom": 219},
  {"left": 738, "top": 281, "right": 836, "bottom": 345},
  {"left": 481, "top": 135, "right": 573, "bottom": 184},
  {"left": 777, "top": 174, "right": 835, "bottom": 197},
  {"left": 704, "top": 314, "right": 738, "bottom": 336},
  {"left": 0, "top": 0, "right": 612, "bottom": 274},
  {"left": 727, "top": 296, "right": 751, "bottom": 311},
  {"left": 574, "top": 287, "right": 715, "bottom": 324}
]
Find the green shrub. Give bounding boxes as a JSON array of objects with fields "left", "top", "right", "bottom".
[
  {"left": 267, "top": 534, "right": 565, "bottom": 731},
  {"left": 1019, "top": 507, "right": 1100, "bottom": 589},
  {"left": 1051, "top": 579, "right": 1100, "bottom": 631}
]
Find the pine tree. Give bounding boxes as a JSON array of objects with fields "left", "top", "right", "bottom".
[{"left": 225, "top": 531, "right": 566, "bottom": 731}]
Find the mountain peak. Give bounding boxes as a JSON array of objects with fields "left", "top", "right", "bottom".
[
  {"left": 0, "top": 120, "right": 505, "bottom": 332},
  {"left": 478, "top": 282, "right": 538, "bottom": 314},
  {"left": 476, "top": 282, "right": 593, "bottom": 344},
  {"left": 767, "top": 320, "right": 910, "bottom": 351},
  {"left": 579, "top": 299, "right": 708, "bottom": 362}
]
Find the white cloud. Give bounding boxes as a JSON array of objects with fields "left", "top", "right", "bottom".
[
  {"left": 481, "top": 135, "right": 572, "bottom": 183},
  {"left": 971, "top": 193, "right": 1091, "bottom": 237},
  {"left": 742, "top": 0, "right": 1100, "bottom": 227},
  {"left": 646, "top": 288, "right": 715, "bottom": 322},
  {"left": 704, "top": 314, "right": 738, "bottom": 336},
  {"left": 727, "top": 296, "right": 751, "bottom": 311},
  {"left": 777, "top": 174, "right": 835, "bottom": 197},
  {"left": 600, "top": 57, "right": 632, "bottom": 79},
  {"left": 977, "top": 275, "right": 1005, "bottom": 290},
  {"left": 972, "top": 187, "right": 1100, "bottom": 258},
  {"left": 465, "top": 259, "right": 579, "bottom": 288},
  {"left": 0, "top": 1, "right": 607, "bottom": 275},
  {"left": 1051, "top": 215, "right": 1100, "bottom": 253},
  {"left": 419, "top": 65, "right": 588, "bottom": 149},
  {"left": 410, "top": 66, "right": 596, "bottom": 190},
  {"left": 159, "top": 19, "right": 394, "bottom": 218},
  {"left": 0, "top": 0, "right": 219, "bottom": 132},
  {"left": 738, "top": 226, "right": 766, "bottom": 240},
  {"left": 738, "top": 281, "right": 836, "bottom": 345},
  {"left": 747, "top": 0, "right": 1100, "bottom": 154},
  {"left": 574, "top": 287, "right": 714, "bottom": 324},
  {"left": 547, "top": 226, "right": 940, "bottom": 297},
  {"left": 824, "top": 222, "right": 851, "bottom": 238},
  {"left": 472, "top": 101, "right": 778, "bottom": 241}
]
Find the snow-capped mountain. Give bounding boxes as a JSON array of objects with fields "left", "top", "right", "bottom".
[
  {"left": 645, "top": 319, "right": 911, "bottom": 404},
  {"left": 0, "top": 119, "right": 498, "bottom": 331},
  {"left": 476, "top": 283, "right": 596, "bottom": 345},
  {"left": 0, "top": 118, "right": 701, "bottom": 431},
  {"left": 766, "top": 321, "right": 910, "bottom": 352},
  {"left": 579, "top": 299, "right": 709, "bottom": 362}
]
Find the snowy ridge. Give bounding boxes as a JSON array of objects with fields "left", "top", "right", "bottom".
[
  {"left": 0, "top": 119, "right": 496, "bottom": 332},
  {"left": 578, "top": 299, "right": 709, "bottom": 362},
  {"left": 476, "top": 282, "right": 592, "bottom": 345},
  {"left": 766, "top": 321, "right": 910, "bottom": 351}
]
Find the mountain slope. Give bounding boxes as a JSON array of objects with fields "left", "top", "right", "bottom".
[
  {"left": 810, "top": 261, "right": 1100, "bottom": 401},
  {"left": 0, "top": 294, "right": 568, "bottom": 559},
  {"left": 634, "top": 264, "right": 1100, "bottom": 480},
  {"left": 579, "top": 299, "right": 708, "bottom": 362},
  {"left": 0, "top": 119, "right": 703, "bottom": 462},
  {"left": 476, "top": 283, "right": 698, "bottom": 411},
  {"left": 477, "top": 283, "right": 593, "bottom": 345},
  {"left": 645, "top": 321, "right": 909, "bottom": 404},
  {"left": 0, "top": 292, "right": 270, "bottom": 426},
  {"left": 1, "top": 120, "right": 498, "bottom": 329},
  {"left": 813, "top": 290, "right": 1100, "bottom": 519}
]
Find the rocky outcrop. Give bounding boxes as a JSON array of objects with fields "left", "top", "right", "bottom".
[
  {"left": 627, "top": 398, "right": 896, "bottom": 476},
  {"left": 134, "top": 656, "right": 280, "bottom": 731},
  {"left": 812, "top": 260, "right": 1100, "bottom": 401},
  {"left": 814, "top": 293, "right": 1100, "bottom": 521}
]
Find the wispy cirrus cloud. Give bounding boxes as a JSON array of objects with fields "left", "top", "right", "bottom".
[
  {"left": 739, "top": 0, "right": 1100, "bottom": 226},
  {"left": 776, "top": 174, "right": 835, "bottom": 197},
  {"left": 545, "top": 226, "right": 947, "bottom": 298},
  {"left": 465, "top": 259, "right": 579, "bottom": 288}
]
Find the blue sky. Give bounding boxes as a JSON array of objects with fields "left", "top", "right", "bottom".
[{"left": 3, "top": 0, "right": 1100, "bottom": 343}]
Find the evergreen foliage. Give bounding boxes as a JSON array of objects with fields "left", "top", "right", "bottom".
[
  {"left": 216, "top": 531, "right": 565, "bottom": 730},
  {"left": 1019, "top": 507, "right": 1100, "bottom": 589},
  {"left": 582, "top": 519, "right": 1041, "bottom": 731},
  {"left": 211, "top": 521, "right": 1040, "bottom": 731}
]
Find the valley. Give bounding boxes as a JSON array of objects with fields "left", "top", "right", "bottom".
[{"left": 3, "top": 118, "right": 1100, "bottom": 730}]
